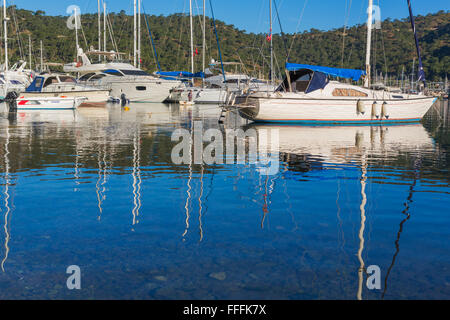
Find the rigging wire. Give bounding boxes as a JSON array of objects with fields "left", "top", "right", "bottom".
[
  {"left": 341, "top": 0, "right": 353, "bottom": 68},
  {"left": 142, "top": 5, "right": 161, "bottom": 71},
  {"left": 287, "top": 0, "right": 309, "bottom": 62}
]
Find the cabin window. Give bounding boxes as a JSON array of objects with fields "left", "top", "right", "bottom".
[
  {"left": 332, "top": 88, "right": 368, "bottom": 97},
  {"left": 121, "top": 70, "right": 149, "bottom": 76},
  {"left": 59, "top": 76, "right": 76, "bottom": 83},
  {"left": 392, "top": 95, "right": 404, "bottom": 99},
  {"left": 43, "top": 77, "right": 58, "bottom": 88},
  {"left": 34, "top": 78, "right": 43, "bottom": 88},
  {"left": 79, "top": 73, "right": 95, "bottom": 81},
  {"left": 224, "top": 79, "right": 248, "bottom": 84},
  {"left": 102, "top": 69, "right": 123, "bottom": 76},
  {"left": 90, "top": 74, "right": 106, "bottom": 80},
  {"left": 136, "top": 86, "right": 147, "bottom": 91},
  {"left": 292, "top": 74, "right": 312, "bottom": 92}
]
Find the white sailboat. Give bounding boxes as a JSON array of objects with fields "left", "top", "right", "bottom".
[{"left": 234, "top": 0, "right": 437, "bottom": 124}]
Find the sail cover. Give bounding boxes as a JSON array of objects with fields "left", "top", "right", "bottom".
[
  {"left": 407, "top": 0, "right": 426, "bottom": 83},
  {"left": 286, "top": 63, "right": 366, "bottom": 81}
]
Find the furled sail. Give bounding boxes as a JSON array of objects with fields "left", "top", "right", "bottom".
[{"left": 407, "top": 0, "right": 426, "bottom": 83}]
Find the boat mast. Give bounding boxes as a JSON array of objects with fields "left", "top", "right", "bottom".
[
  {"left": 98, "top": 0, "right": 101, "bottom": 61},
  {"left": 190, "top": 0, "right": 194, "bottom": 85},
  {"left": 270, "top": 0, "right": 273, "bottom": 84},
  {"left": 133, "top": 0, "right": 137, "bottom": 67},
  {"left": 75, "top": 6, "right": 79, "bottom": 56},
  {"left": 202, "top": 0, "right": 206, "bottom": 88},
  {"left": 401, "top": 65, "right": 405, "bottom": 91},
  {"left": 103, "top": 2, "right": 106, "bottom": 55},
  {"left": 40, "top": 40, "right": 43, "bottom": 72},
  {"left": 138, "top": 0, "right": 141, "bottom": 69},
  {"left": 28, "top": 34, "right": 32, "bottom": 70},
  {"left": 3, "top": 0, "right": 8, "bottom": 72},
  {"left": 364, "top": 0, "right": 373, "bottom": 88}
]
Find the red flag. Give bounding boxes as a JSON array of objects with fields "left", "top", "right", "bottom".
[
  {"left": 193, "top": 48, "right": 199, "bottom": 56},
  {"left": 266, "top": 33, "right": 272, "bottom": 42}
]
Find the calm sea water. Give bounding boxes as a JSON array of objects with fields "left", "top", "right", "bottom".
[{"left": 0, "top": 100, "right": 448, "bottom": 300}]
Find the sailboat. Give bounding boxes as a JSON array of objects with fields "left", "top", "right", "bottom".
[
  {"left": 0, "top": 2, "right": 34, "bottom": 99},
  {"left": 234, "top": 0, "right": 437, "bottom": 124}
]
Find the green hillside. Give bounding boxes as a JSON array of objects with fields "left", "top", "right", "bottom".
[{"left": 2, "top": 6, "right": 449, "bottom": 81}]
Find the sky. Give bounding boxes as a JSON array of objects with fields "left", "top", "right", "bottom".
[{"left": 9, "top": 0, "right": 449, "bottom": 34}]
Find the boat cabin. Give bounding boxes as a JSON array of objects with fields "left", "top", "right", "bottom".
[{"left": 26, "top": 74, "right": 79, "bottom": 92}]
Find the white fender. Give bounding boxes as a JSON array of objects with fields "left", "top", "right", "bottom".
[
  {"left": 371, "top": 101, "right": 380, "bottom": 119},
  {"left": 381, "top": 102, "right": 389, "bottom": 119},
  {"left": 357, "top": 100, "right": 365, "bottom": 115}
]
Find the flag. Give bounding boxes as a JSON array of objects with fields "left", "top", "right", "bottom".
[{"left": 266, "top": 28, "right": 272, "bottom": 42}]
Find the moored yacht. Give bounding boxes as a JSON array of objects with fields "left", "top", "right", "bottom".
[
  {"left": 22, "top": 73, "right": 110, "bottom": 104},
  {"left": 64, "top": 49, "right": 180, "bottom": 103}
]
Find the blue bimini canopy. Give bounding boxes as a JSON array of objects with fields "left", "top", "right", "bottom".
[
  {"left": 155, "top": 71, "right": 205, "bottom": 80},
  {"left": 286, "top": 63, "right": 366, "bottom": 82}
]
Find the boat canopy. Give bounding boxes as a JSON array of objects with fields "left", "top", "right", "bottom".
[
  {"left": 277, "top": 68, "right": 329, "bottom": 93},
  {"left": 155, "top": 71, "right": 205, "bottom": 80},
  {"left": 286, "top": 63, "right": 366, "bottom": 82}
]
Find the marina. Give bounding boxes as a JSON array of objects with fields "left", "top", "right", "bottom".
[
  {"left": 0, "top": 100, "right": 448, "bottom": 299},
  {"left": 0, "top": 0, "right": 448, "bottom": 302}
]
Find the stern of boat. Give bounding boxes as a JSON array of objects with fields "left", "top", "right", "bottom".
[{"left": 236, "top": 95, "right": 260, "bottom": 121}]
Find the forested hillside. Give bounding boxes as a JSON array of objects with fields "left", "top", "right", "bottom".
[{"left": 2, "top": 6, "right": 448, "bottom": 81}]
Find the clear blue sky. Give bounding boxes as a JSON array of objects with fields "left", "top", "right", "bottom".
[{"left": 10, "top": 0, "right": 449, "bottom": 33}]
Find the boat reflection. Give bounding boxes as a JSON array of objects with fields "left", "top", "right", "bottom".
[
  {"left": 1, "top": 123, "right": 13, "bottom": 272},
  {"left": 248, "top": 124, "right": 434, "bottom": 167},
  {"left": 248, "top": 123, "right": 434, "bottom": 299}
]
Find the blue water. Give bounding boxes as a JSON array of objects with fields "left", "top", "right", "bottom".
[{"left": 0, "top": 101, "right": 448, "bottom": 300}]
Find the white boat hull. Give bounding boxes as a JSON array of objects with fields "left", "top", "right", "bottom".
[
  {"left": 21, "top": 90, "right": 110, "bottom": 103},
  {"left": 108, "top": 80, "right": 179, "bottom": 103},
  {"left": 238, "top": 96, "right": 438, "bottom": 124},
  {"left": 16, "top": 97, "right": 85, "bottom": 110}
]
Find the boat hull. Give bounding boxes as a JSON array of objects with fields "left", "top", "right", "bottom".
[
  {"left": 108, "top": 80, "right": 179, "bottom": 103},
  {"left": 238, "top": 96, "right": 437, "bottom": 124},
  {"left": 169, "top": 88, "right": 228, "bottom": 104},
  {"left": 21, "top": 90, "right": 110, "bottom": 103},
  {"left": 16, "top": 97, "right": 84, "bottom": 110}
]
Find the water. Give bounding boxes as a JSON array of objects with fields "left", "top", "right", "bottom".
[{"left": 0, "top": 100, "right": 448, "bottom": 300}]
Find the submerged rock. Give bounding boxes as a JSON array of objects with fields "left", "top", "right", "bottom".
[{"left": 209, "top": 272, "right": 226, "bottom": 281}]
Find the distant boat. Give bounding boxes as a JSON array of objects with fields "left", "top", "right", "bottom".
[
  {"left": 168, "top": 67, "right": 277, "bottom": 104},
  {"left": 15, "top": 96, "right": 86, "bottom": 110},
  {"left": 234, "top": 0, "right": 436, "bottom": 124}
]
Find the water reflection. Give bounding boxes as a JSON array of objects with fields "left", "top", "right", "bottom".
[
  {"left": 1, "top": 124, "right": 12, "bottom": 272},
  {"left": 0, "top": 101, "right": 448, "bottom": 299}
]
